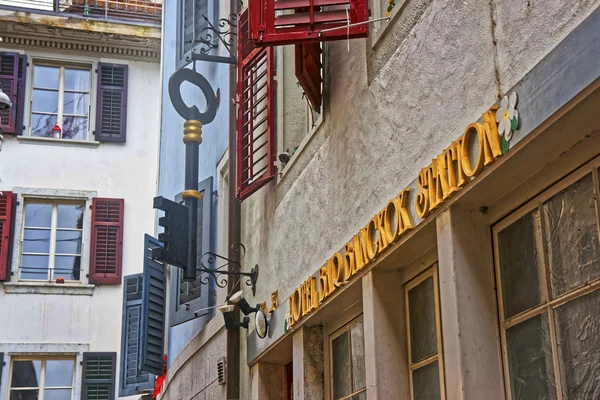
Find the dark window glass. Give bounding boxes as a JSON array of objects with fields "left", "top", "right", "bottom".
[
  {"left": 506, "top": 313, "right": 557, "bottom": 400},
  {"left": 408, "top": 276, "right": 437, "bottom": 363},
  {"left": 498, "top": 209, "right": 546, "bottom": 319},
  {"left": 542, "top": 174, "right": 600, "bottom": 298},
  {"left": 413, "top": 361, "right": 441, "bottom": 400},
  {"left": 555, "top": 289, "right": 600, "bottom": 398}
]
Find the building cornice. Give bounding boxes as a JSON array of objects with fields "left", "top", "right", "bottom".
[{"left": 0, "top": 16, "right": 160, "bottom": 61}]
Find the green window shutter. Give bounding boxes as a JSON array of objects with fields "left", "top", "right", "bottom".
[
  {"left": 120, "top": 274, "right": 154, "bottom": 396},
  {"left": 82, "top": 352, "right": 116, "bottom": 400},
  {"left": 139, "top": 235, "right": 167, "bottom": 376}
]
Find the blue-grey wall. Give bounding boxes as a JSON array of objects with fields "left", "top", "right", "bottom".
[{"left": 158, "top": 0, "right": 231, "bottom": 364}]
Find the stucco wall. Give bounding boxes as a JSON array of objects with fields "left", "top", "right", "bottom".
[
  {"left": 238, "top": 0, "right": 600, "bottom": 397},
  {"left": 0, "top": 53, "right": 161, "bottom": 399}
]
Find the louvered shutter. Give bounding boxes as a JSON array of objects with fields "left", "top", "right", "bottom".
[
  {"left": 236, "top": 8, "right": 276, "bottom": 201},
  {"left": 0, "top": 192, "right": 14, "bottom": 281},
  {"left": 295, "top": 43, "right": 323, "bottom": 113},
  {"left": 177, "top": 0, "right": 216, "bottom": 68},
  {"left": 0, "top": 52, "right": 19, "bottom": 134},
  {"left": 170, "top": 177, "right": 213, "bottom": 326},
  {"left": 95, "top": 63, "right": 128, "bottom": 142},
  {"left": 15, "top": 55, "right": 27, "bottom": 136},
  {"left": 249, "top": 0, "right": 369, "bottom": 46},
  {"left": 82, "top": 352, "right": 116, "bottom": 400},
  {"left": 120, "top": 274, "right": 154, "bottom": 396},
  {"left": 89, "top": 198, "right": 124, "bottom": 285},
  {"left": 0, "top": 352, "right": 4, "bottom": 389},
  {"left": 139, "top": 234, "right": 166, "bottom": 376}
]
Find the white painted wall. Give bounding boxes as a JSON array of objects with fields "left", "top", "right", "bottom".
[{"left": 0, "top": 48, "right": 161, "bottom": 400}]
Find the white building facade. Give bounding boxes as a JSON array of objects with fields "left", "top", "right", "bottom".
[{"left": 0, "top": 2, "right": 162, "bottom": 399}]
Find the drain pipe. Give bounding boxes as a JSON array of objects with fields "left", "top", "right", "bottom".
[{"left": 226, "top": 0, "right": 241, "bottom": 398}]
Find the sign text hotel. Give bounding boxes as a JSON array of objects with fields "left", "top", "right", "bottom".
[{"left": 287, "top": 105, "right": 504, "bottom": 328}]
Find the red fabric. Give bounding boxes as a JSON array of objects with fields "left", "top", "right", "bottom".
[{"left": 152, "top": 355, "right": 167, "bottom": 399}]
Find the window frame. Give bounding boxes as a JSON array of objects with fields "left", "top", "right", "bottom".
[
  {"left": 8, "top": 355, "right": 76, "bottom": 400},
  {"left": 328, "top": 314, "right": 367, "bottom": 400},
  {"left": 493, "top": 159, "right": 600, "bottom": 400},
  {"left": 275, "top": 44, "right": 327, "bottom": 182},
  {"left": 404, "top": 264, "right": 446, "bottom": 400},
  {"left": 169, "top": 176, "right": 214, "bottom": 326},
  {"left": 28, "top": 59, "right": 93, "bottom": 141},
  {"left": 8, "top": 188, "right": 95, "bottom": 288},
  {"left": 18, "top": 198, "right": 85, "bottom": 283}
]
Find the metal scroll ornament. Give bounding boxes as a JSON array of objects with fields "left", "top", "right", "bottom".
[
  {"left": 190, "top": 13, "right": 237, "bottom": 64},
  {"left": 197, "top": 243, "right": 259, "bottom": 296}
]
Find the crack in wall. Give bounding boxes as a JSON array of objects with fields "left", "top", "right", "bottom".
[{"left": 488, "top": 0, "right": 503, "bottom": 99}]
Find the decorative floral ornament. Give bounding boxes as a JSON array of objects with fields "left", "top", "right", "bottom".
[
  {"left": 386, "top": 0, "right": 397, "bottom": 16},
  {"left": 496, "top": 92, "right": 519, "bottom": 141}
]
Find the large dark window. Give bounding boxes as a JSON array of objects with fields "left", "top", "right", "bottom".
[{"left": 494, "top": 163, "right": 600, "bottom": 399}]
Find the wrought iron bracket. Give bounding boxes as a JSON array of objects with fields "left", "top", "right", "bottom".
[
  {"left": 197, "top": 243, "right": 259, "bottom": 296},
  {"left": 190, "top": 13, "right": 237, "bottom": 65}
]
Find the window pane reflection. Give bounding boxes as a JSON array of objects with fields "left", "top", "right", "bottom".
[
  {"left": 45, "top": 360, "right": 74, "bottom": 387},
  {"left": 33, "top": 65, "right": 59, "bottom": 89},
  {"left": 32, "top": 90, "right": 59, "bottom": 113},
  {"left": 25, "top": 203, "right": 52, "bottom": 228},
  {"left": 22, "top": 229, "right": 51, "bottom": 254},
  {"left": 11, "top": 361, "right": 42, "bottom": 388},
  {"left": 62, "top": 116, "right": 87, "bottom": 140},
  {"left": 31, "top": 114, "right": 58, "bottom": 138},
  {"left": 64, "top": 68, "right": 90, "bottom": 91}
]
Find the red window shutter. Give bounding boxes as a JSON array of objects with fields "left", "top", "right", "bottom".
[
  {"left": 295, "top": 42, "right": 323, "bottom": 113},
  {"left": 236, "top": 8, "right": 276, "bottom": 201},
  {"left": 249, "top": 0, "right": 369, "bottom": 46},
  {"left": 0, "top": 192, "right": 14, "bottom": 281},
  {"left": 89, "top": 198, "right": 124, "bottom": 285},
  {"left": 0, "top": 52, "right": 19, "bottom": 134}
]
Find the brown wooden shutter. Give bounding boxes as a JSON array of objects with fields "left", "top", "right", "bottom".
[
  {"left": 295, "top": 43, "right": 323, "bottom": 113},
  {"left": 0, "top": 192, "right": 14, "bottom": 281},
  {"left": 0, "top": 52, "right": 19, "bottom": 134},
  {"left": 236, "top": 8, "right": 276, "bottom": 201},
  {"left": 89, "top": 198, "right": 124, "bottom": 285},
  {"left": 15, "top": 55, "right": 27, "bottom": 136},
  {"left": 96, "top": 63, "right": 128, "bottom": 143}
]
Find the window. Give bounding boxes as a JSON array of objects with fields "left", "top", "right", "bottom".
[
  {"left": 170, "top": 177, "right": 213, "bottom": 326},
  {"left": 9, "top": 357, "right": 75, "bottom": 400},
  {"left": 494, "top": 163, "right": 600, "bottom": 399},
  {"left": 329, "top": 316, "right": 366, "bottom": 400},
  {"left": 405, "top": 266, "right": 445, "bottom": 400},
  {"left": 276, "top": 43, "right": 325, "bottom": 177},
  {"left": 30, "top": 63, "right": 91, "bottom": 140},
  {"left": 20, "top": 200, "right": 84, "bottom": 282}
]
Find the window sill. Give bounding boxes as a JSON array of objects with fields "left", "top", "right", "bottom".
[
  {"left": 371, "top": 0, "right": 409, "bottom": 49},
  {"left": 17, "top": 136, "right": 100, "bottom": 148},
  {"left": 277, "top": 115, "right": 325, "bottom": 184},
  {"left": 2, "top": 282, "right": 96, "bottom": 296}
]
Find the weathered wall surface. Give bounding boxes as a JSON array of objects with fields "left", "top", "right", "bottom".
[
  {"left": 239, "top": 0, "right": 599, "bottom": 397},
  {"left": 160, "top": 318, "right": 227, "bottom": 400}
]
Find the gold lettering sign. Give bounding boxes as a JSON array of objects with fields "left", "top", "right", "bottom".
[{"left": 287, "top": 106, "right": 504, "bottom": 329}]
